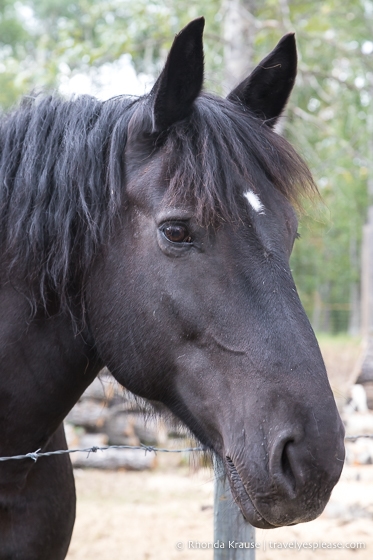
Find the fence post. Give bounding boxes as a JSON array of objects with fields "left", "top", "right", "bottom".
[
  {"left": 214, "top": 471, "right": 256, "bottom": 559},
  {"left": 355, "top": 208, "right": 373, "bottom": 385}
]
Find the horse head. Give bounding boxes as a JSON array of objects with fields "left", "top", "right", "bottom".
[{"left": 87, "top": 18, "right": 344, "bottom": 528}]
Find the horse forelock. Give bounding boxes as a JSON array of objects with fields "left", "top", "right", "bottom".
[{"left": 161, "top": 93, "right": 317, "bottom": 226}]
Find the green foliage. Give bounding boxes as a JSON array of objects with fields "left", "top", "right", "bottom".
[
  {"left": 0, "top": 1, "right": 222, "bottom": 106},
  {"left": 282, "top": 1, "right": 372, "bottom": 332}
]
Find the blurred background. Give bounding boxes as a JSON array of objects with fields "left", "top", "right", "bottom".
[
  {"left": 3, "top": 0, "right": 373, "bottom": 558},
  {"left": 1, "top": 0, "right": 372, "bottom": 335}
]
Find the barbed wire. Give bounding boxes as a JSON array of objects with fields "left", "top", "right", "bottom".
[
  {"left": 0, "top": 435, "right": 371, "bottom": 463},
  {"left": 0, "top": 444, "right": 206, "bottom": 463}
]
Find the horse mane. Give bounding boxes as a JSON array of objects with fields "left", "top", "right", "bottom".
[
  {"left": 0, "top": 93, "right": 138, "bottom": 313},
  {"left": 0, "top": 91, "right": 316, "bottom": 316}
]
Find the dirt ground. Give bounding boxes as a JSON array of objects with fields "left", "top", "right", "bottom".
[
  {"left": 66, "top": 462, "right": 373, "bottom": 560},
  {"left": 67, "top": 337, "right": 369, "bottom": 560}
]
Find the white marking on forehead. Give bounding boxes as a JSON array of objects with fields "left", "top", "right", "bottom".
[{"left": 244, "top": 190, "right": 265, "bottom": 214}]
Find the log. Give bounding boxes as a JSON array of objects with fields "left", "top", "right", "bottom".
[
  {"left": 105, "top": 412, "right": 139, "bottom": 446},
  {"left": 72, "top": 447, "right": 156, "bottom": 470},
  {"left": 65, "top": 398, "right": 109, "bottom": 429}
]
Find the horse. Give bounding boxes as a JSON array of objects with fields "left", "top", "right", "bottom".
[{"left": 0, "top": 17, "right": 344, "bottom": 559}]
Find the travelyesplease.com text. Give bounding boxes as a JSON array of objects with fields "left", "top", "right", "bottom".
[{"left": 176, "top": 540, "right": 366, "bottom": 551}]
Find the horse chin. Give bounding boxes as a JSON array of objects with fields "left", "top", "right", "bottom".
[{"left": 225, "top": 457, "right": 276, "bottom": 529}]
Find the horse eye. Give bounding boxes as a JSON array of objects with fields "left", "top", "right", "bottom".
[{"left": 162, "top": 224, "right": 192, "bottom": 244}]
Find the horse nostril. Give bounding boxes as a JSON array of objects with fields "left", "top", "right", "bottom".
[
  {"left": 280, "top": 440, "right": 297, "bottom": 494},
  {"left": 269, "top": 434, "right": 299, "bottom": 499}
]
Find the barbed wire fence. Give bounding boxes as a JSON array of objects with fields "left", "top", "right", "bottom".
[
  {"left": 0, "top": 444, "right": 206, "bottom": 463},
  {"left": 0, "top": 434, "right": 370, "bottom": 463}
]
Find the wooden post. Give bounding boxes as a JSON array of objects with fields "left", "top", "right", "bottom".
[
  {"left": 361, "top": 213, "right": 373, "bottom": 337},
  {"left": 214, "top": 472, "right": 256, "bottom": 559},
  {"left": 355, "top": 210, "right": 373, "bottom": 384},
  {"left": 354, "top": 108, "right": 373, "bottom": 385}
]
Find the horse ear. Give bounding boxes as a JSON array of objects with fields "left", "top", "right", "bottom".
[
  {"left": 227, "top": 33, "right": 297, "bottom": 127},
  {"left": 150, "top": 17, "right": 205, "bottom": 132}
]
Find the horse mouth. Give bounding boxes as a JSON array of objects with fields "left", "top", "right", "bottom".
[{"left": 225, "top": 456, "right": 276, "bottom": 529}]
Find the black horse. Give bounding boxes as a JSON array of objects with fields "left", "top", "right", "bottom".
[{"left": 0, "top": 18, "right": 344, "bottom": 559}]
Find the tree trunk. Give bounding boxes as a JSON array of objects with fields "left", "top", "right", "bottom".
[{"left": 222, "top": 0, "right": 258, "bottom": 93}]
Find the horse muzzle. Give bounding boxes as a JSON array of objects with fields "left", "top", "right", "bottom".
[{"left": 223, "top": 417, "right": 345, "bottom": 528}]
